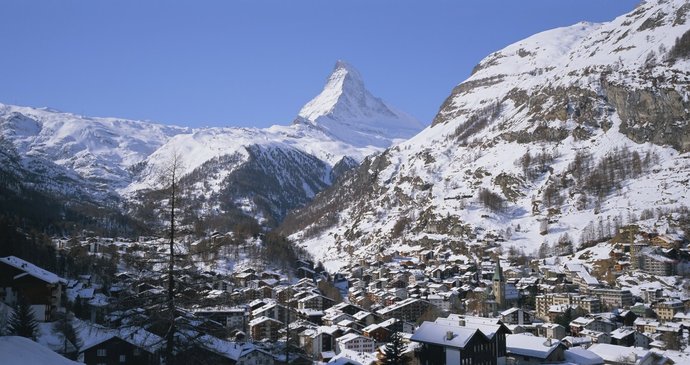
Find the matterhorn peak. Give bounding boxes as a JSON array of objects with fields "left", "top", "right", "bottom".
[{"left": 296, "top": 61, "right": 424, "bottom": 148}]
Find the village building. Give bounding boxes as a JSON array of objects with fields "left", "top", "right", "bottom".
[
  {"left": 411, "top": 315, "right": 509, "bottom": 365},
  {"left": 0, "top": 256, "right": 67, "bottom": 321}
]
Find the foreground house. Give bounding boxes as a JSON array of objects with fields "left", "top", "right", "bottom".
[
  {"left": 79, "top": 329, "right": 163, "bottom": 365},
  {"left": 411, "top": 315, "right": 509, "bottom": 365},
  {"left": 0, "top": 256, "right": 66, "bottom": 321}
]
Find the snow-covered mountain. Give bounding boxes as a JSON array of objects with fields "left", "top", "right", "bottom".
[
  {"left": 295, "top": 60, "right": 424, "bottom": 148},
  {"left": 281, "top": 0, "right": 690, "bottom": 270},
  {"left": 0, "top": 61, "right": 423, "bottom": 229},
  {"left": 0, "top": 104, "right": 188, "bottom": 191}
]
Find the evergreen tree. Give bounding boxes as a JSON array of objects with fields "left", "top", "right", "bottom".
[
  {"left": 380, "top": 332, "right": 409, "bottom": 365},
  {"left": 53, "top": 313, "right": 80, "bottom": 359},
  {"left": 8, "top": 296, "right": 39, "bottom": 340}
]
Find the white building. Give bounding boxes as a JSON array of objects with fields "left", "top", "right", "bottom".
[{"left": 335, "top": 333, "right": 376, "bottom": 354}]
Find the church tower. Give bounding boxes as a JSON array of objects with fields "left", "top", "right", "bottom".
[{"left": 493, "top": 258, "right": 506, "bottom": 309}]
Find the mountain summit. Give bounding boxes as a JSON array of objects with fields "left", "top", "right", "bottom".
[{"left": 296, "top": 61, "right": 424, "bottom": 147}]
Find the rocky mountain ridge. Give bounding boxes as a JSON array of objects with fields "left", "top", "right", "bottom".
[{"left": 281, "top": 0, "right": 690, "bottom": 270}]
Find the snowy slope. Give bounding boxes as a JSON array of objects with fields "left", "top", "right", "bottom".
[
  {"left": 0, "top": 61, "right": 422, "bottom": 228},
  {"left": 282, "top": 0, "right": 690, "bottom": 270},
  {"left": 0, "top": 103, "right": 188, "bottom": 189}
]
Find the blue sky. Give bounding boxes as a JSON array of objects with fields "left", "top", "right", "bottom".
[{"left": 0, "top": 0, "right": 639, "bottom": 128}]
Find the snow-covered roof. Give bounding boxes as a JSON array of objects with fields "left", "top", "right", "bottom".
[
  {"left": 80, "top": 328, "right": 164, "bottom": 353},
  {"left": 0, "top": 336, "right": 80, "bottom": 365},
  {"left": 587, "top": 344, "right": 649, "bottom": 363},
  {"left": 610, "top": 327, "right": 635, "bottom": 339},
  {"left": 336, "top": 333, "right": 373, "bottom": 344},
  {"left": 506, "top": 334, "right": 561, "bottom": 359},
  {"left": 248, "top": 316, "right": 282, "bottom": 326},
  {"left": 1, "top": 256, "right": 65, "bottom": 285},
  {"left": 562, "top": 336, "right": 591, "bottom": 346},
  {"left": 195, "top": 334, "right": 266, "bottom": 361},
  {"left": 500, "top": 307, "right": 521, "bottom": 316},
  {"left": 564, "top": 347, "right": 604, "bottom": 365},
  {"left": 328, "top": 348, "right": 378, "bottom": 365},
  {"left": 436, "top": 314, "right": 504, "bottom": 338},
  {"left": 410, "top": 321, "right": 478, "bottom": 349}
]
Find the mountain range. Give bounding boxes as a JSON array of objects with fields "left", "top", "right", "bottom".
[
  {"left": 1, "top": 0, "right": 688, "bottom": 270},
  {"left": 0, "top": 61, "right": 423, "bottom": 232},
  {"left": 279, "top": 0, "right": 690, "bottom": 270}
]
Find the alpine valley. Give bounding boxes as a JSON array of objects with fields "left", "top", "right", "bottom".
[
  {"left": 1, "top": 0, "right": 690, "bottom": 271},
  {"left": 4, "top": 1, "right": 690, "bottom": 363},
  {"left": 279, "top": 0, "right": 690, "bottom": 270}
]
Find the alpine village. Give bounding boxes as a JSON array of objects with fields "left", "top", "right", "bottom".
[{"left": 2, "top": 1, "right": 690, "bottom": 365}]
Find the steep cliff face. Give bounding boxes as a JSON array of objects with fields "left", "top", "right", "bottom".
[
  {"left": 282, "top": 0, "right": 690, "bottom": 270},
  {"left": 605, "top": 84, "right": 690, "bottom": 151}
]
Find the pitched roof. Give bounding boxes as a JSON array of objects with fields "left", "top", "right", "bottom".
[
  {"left": 506, "top": 334, "right": 561, "bottom": 359},
  {"left": 0, "top": 336, "right": 80, "bottom": 365},
  {"left": 80, "top": 328, "right": 164, "bottom": 353},
  {"left": 410, "top": 321, "right": 479, "bottom": 349},
  {"left": 1, "top": 256, "right": 65, "bottom": 285},
  {"left": 437, "top": 314, "right": 505, "bottom": 338}
]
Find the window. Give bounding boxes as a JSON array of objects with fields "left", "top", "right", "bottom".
[
  {"left": 97, "top": 349, "right": 107, "bottom": 357},
  {"left": 119, "top": 355, "right": 126, "bottom": 362},
  {"left": 133, "top": 348, "right": 141, "bottom": 356}
]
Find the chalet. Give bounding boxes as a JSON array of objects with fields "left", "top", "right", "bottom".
[
  {"left": 233, "top": 272, "right": 258, "bottom": 287},
  {"left": 380, "top": 317, "right": 414, "bottom": 334},
  {"left": 334, "top": 333, "right": 376, "bottom": 354},
  {"left": 248, "top": 316, "right": 282, "bottom": 341},
  {"left": 251, "top": 302, "right": 291, "bottom": 324},
  {"left": 411, "top": 315, "right": 509, "bottom": 365},
  {"left": 570, "top": 316, "right": 615, "bottom": 336},
  {"left": 579, "top": 329, "right": 611, "bottom": 345},
  {"left": 193, "top": 307, "right": 247, "bottom": 331},
  {"left": 352, "top": 310, "right": 376, "bottom": 326},
  {"left": 322, "top": 311, "right": 355, "bottom": 326},
  {"left": 634, "top": 318, "right": 660, "bottom": 334},
  {"left": 362, "top": 323, "right": 391, "bottom": 344},
  {"left": 0, "top": 256, "right": 66, "bottom": 321},
  {"left": 609, "top": 327, "right": 649, "bottom": 348},
  {"left": 500, "top": 307, "right": 533, "bottom": 326},
  {"left": 651, "top": 234, "right": 685, "bottom": 249},
  {"left": 299, "top": 326, "right": 337, "bottom": 359},
  {"left": 80, "top": 329, "right": 163, "bottom": 365},
  {"left": 177, "top": 335, "right": 274, "bottom": 365},
  {"left": 506, "top": 334, "right": 567, "bottom": 364},
  {"left": 536, "top": 323, "right": 566, "bottom": 340},
  {"left": 296, "top": 266, "right": 316, "bottom": 279},
  {"left": 329, "top": 302, "right": 367, "bottom": 316}
]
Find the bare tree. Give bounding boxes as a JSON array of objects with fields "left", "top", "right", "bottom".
[{"left": 157, "top": 151, "right": 185, "bottom": 365}]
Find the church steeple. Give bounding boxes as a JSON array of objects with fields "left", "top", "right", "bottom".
[
  {"left": 493, "top": 259, "right": 505, "bottom": 282},
  {"left": 492, "top": 258, "right": 506, "bottom": 309}
]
